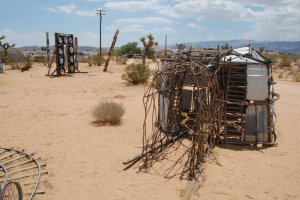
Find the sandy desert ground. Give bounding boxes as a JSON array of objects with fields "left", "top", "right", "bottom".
[{"left": 0, "top": 62, "right": 299, "bottom": 200}]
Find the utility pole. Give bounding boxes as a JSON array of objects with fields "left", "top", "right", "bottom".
[
  {"left": 96, "top": 9, "right": 105, "bottom": 58},
  {"left": 164, "top": 34, "right": 167, "bottom": 58}
]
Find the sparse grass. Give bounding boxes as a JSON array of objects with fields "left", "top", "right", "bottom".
[
  {"left": 279, "top": 58, "right": 292, "bottom": 69},
  {"left": 121, "top": 63, "right": 150, "bottom": 85},
  {"left": 11, "top": 62, "right": 22, "bottom": 70},
  {"left": 92, "top": 101, "right": 125, "bottom": 126},
  {"left": 116, "top": 56, "right": 127, "bottom": 65}
]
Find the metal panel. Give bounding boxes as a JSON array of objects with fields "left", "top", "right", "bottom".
[
  {"left": 158, "top": 71, "right": 170, "bottom": 132},
  {"left": 256, "top": 105, "right": 268, "bottom": 142},
  {"left": 245, "top": 105, "right": 269, "bottom": 142},
  {"left": 247, "top": 64, "right": 269, "bottom": 101},
  {"left": 245, "top": 105, "right": 256, "bottom": 142}
]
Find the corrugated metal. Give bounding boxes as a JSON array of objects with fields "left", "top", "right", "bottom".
[
  {"left": 245, "top": 105, "right": 256, "bottom": 142},
  {"left": 256, "top": 105, "right": 268, "bottom": 142},
  {"left": 247, "top": 64, "right": 269, "bottom": 101},
  {"left": 223, "top": 46, "right": 268, "bottom": 63}
]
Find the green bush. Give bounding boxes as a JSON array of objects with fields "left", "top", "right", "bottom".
[
  {"left": 121, "top": 63, "right": 150, "bottom": 85},
  {"left": 92, "top": 101, "right": 125, "bottom": 125},
  {"left": 92, "top": 54, "right": 104, "bottom": 66},
  {"left": 116, "top": 42, "right": 142, "bottom": 56}
]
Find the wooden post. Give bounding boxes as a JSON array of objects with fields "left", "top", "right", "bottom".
[
  {"left": 74, "top": 37, "right": 79, "bottom": 71},
  {"left": 46, "top": 32, "right": 50, "bottom": 68},
  {"left": 103, "top": 29, "right": 119, "bottom": 72}
]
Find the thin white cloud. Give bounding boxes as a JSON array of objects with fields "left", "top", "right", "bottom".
[
  {"left": 116, "top": 17, "right": 172, "bottom": 25},
  {"left": 160, "top": 0, "right": 255, "bottom": 21},
  {"left": 76, "top": 10, "right": 97, "bottom": 17},
  {"left": 156, "top": 0, "right": 300, "bottom": 40},
  {"left": 241, "top": 2, "right": 300, "bottom": 40},
  {"left": 42, "top": 7, "right": 58, "bottom": 13},
  {"left": 57, "top": 3, "right": 76, "bottom": 13},
  {"left": 187, "top": 23, "right": 203, "bottom": 31},
  {"left": 121, "top": 25, "right": 149, "bottom": 34},
  {"left": 43, "top": 3, "right": 76, "bottom": 14},
  {"left": 105, "top": 0, "right": 161, "bottom": 12},
  {"left": 153, "top": 27, "right": 175, "bottom": 32},
  {"left": 0, "top": 29, "right": 44, "bottom": 47}
]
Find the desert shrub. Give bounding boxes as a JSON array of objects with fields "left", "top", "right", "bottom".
[
  {"left": 121, "top": 63, "right": 150, "bottom": 85},
  {"left": 92, "top": 101, "right": 125, "bottom": 125},
  {"left": 1, "top": 50, "right": 25, "bottom": 64},
  {"left": 279, "top": 58, "right": 292, "bottom": 69},
  {"left": 263, "top": 53, "right": 279, "bottom": 63},
  {"left": 293, "top": 71, "right": 300, "bottom": 82},
  {"left": 11, "top": 62, "right": 22, "bottom": 70},
  {"left": 88, "top": 56, "right": 93, "bottom": 66},
  {"left": 92, "top": 54, "right": 104, "bottom": 66},
  {"left": 23, "top": 56, "right": 33, "bottom": 68},
  {"left": 34, "top": 56, "right": 47, "bottom": 65},
  {"left": 116, "top": 56, "right": 127, "bottom": 65}
]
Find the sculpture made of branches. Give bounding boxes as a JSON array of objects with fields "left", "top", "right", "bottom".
[{"left": 141, "top": 53, "right": 222, "bottom": 179}]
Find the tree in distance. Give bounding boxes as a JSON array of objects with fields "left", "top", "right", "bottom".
[{"left": 117, "top": 42, "right": 142, "bottom": 56}]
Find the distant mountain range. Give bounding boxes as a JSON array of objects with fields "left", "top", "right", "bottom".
[
  {"left": 14, "top": 40, "right": 300, "bottom": 54},
  {"left": 179, "top": 40, "right": 300, "bottom": 54}
]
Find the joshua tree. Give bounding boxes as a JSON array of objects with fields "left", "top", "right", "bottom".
[
  {"left": 221, "top": 43, "right": 231, "bottom": 50},
  {"left": 0, "top": 35, "right": 5, "bottom": 46},
  {"left": 1, "top": 42, "right": 15, "bottom": 56},
  {"left": 40, "top": 46, "right": 47, "bottom": 51},
  {"left": 140, "top": 34, "right": 158, "bottom": 65},
  {"left": 176, "top": 43, "right": 186, "bottom": 51}
]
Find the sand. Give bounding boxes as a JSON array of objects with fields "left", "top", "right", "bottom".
[{"left": 0, "top": 62, "right": 299, "bottom": 200}]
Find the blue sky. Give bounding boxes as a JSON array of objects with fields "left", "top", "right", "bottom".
[{"left": 1, "top": 0, "right": 299, "bottom": 47}]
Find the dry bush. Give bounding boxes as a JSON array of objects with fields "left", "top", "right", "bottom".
[
  {"left": 92, "top": 101, "right": 125, "bottom": 126},
  {"left": 11, "top": 62, "right": 22, "bottom": 70},
  {"left": 293, "top": 71, "right": 300, "bottom": 82},
  {"left": 88, "top": 56, "right": 93, "bottom": 66},
  {"left": 121, "top": 63, "right": 150, "bottom": 85},
  {"left": 92, "top": 54, "right": 104, "bottom": 66},
  {"left": 279, "top": 57, "right": 292, "bottom": 69},
  {"left": 116, "top": 56, "right": 127, "bottom": 65}
]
